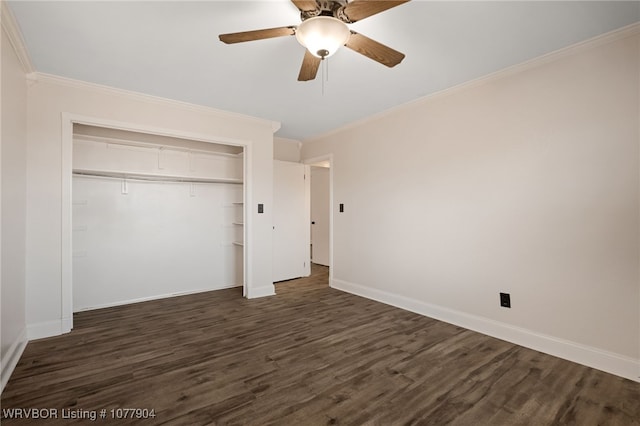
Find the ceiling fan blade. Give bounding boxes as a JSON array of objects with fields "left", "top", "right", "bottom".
[
  {"left": 291, "top": 0, "right": 318, "bottom": 12},
  {"left": 345, "top": 32, "right": 405, "bottom": 67},
  {"left": 219, "top": 26, "right": 295, "bottom": 44},
  {"left": 298, "top": 50, "right": 322, "bottom": 81},
  {"left": 342, "top": 0, "right": 410, "bottom": 23}
]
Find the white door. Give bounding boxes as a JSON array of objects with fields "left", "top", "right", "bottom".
[
  {"left": 310, "top": 166, "right": 330, "bottom": 266},
  {"left": 273, "top": 160, "right": 310, "bottom": 282}
]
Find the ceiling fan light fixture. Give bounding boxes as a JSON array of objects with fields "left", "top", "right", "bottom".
[{"left": 295, "top": 16, "right": 350, "bottom": 59}]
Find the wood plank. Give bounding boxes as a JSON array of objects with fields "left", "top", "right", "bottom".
[{"left": 2, "top": 264, "right": 639, "bottom": 425}]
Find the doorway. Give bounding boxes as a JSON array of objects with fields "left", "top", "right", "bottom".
[
  {"left": 310, "top": 165, "right": 330, "bottom": 266},
  {"left": 306, "top": 155, "right": 333, "bottom": 280}
]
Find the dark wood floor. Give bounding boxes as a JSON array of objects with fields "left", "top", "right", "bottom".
[{"left": 2, "top": 264, "right": 639, "bottom": 425}]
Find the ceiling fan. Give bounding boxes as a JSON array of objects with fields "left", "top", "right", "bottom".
[{"left": 219, "top": 0, "right": 410, "bottom": 81}]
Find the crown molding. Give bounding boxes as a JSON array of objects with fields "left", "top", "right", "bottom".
[
  {"left": 304, "top": 21, "right": 640, "bottom": 144},
  {"left": 1, "top": 0, "right": 34, "bottom": 73},
  {"left": 28, "top": 72, "right": 282, "bottom": 134},
  {"left": 2, "top": 0, "right": 280, "bottom": 132}
]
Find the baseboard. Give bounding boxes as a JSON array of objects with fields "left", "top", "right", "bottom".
[
  {"left": 61, "top": 316, "right": 73, "bottom": 334},
  {"left": 74, "top": 284, "right": 242, "bottom": 312},
  {"left": 27, "top": 320, "right": 68, "bottom": 340},
  {"left": 1, "top": 328, "right": 28, "bottom": 393},
  {"left": 331, "top": 278, "right": 640, "bottom": 383},
  {"left": 247, "top": 284, "right": 276, "bottom": 299}
]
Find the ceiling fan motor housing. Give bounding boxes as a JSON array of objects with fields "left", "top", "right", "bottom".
[{"left": 301, "top": 0, "right": 351, "bottom": 22}]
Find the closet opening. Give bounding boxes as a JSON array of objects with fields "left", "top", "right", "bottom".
[{"left": 70, "top": 123, "right": 246, "bottom": 313}]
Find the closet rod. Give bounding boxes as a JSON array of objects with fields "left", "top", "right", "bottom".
[{"left": 73, "top": 169, "right": 243, "bottom": 184}]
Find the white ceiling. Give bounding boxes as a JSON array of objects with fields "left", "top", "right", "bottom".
[{"left": 7, "top": 1, "right": 640, "bottom": 141}]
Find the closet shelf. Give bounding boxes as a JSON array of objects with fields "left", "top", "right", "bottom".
[
  {"left": 73, "top": 168, "right": 243, "bottom": 184},
  {"left": 74, "top": 134, "right": 243, "bottom": 158}
]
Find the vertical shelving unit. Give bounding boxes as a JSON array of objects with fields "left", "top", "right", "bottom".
[
  {"left": 232, "top": 202, "right": 244, "bottom": 246},
  {"left": 231, "top": 201, "right": 245, "bottom": 296}
]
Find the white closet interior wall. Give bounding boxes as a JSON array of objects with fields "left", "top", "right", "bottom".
[{"left": 72, "top": 125, "right": 244, "bottom": 312}]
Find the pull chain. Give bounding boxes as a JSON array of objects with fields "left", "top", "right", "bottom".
[
  {"left": 321, "top": 58, "right": 329, "bottom": 96},
  {"left": 326, "top": 56, "right": 329, "bottom": 82},
  {"left": 321, "top": 58, "right": 325, "bottom": 95}
]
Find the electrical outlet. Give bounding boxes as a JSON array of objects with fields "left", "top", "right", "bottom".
[{"left": 500, "top": 292, "right": 511, "bottom": 308}]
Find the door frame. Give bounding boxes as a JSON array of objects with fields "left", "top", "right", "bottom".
[
  {"left": 61, "top": 113, "right": 252, "bottom": 332},
  {"left": 303, "top": 154, "right": 334, "bottom": 280}
]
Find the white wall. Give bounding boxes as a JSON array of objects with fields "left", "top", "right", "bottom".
[
  {"left": 25, "top": 74, "right": 276, "bottom": 339},
  {"left": 302, "top": 27, "right": 640, "bottom": 381},
  {"left": 274, "top": 137, "right": 301, "bottom": 162},
  {"left": 1, "top": 9, "right": 28, "bottom": 391},
  {"left": 310, "top": 166, "right": 330, "bottom": 266},
  {"left": 73, "top": 178, "right": 243, "bottom": 311}
]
